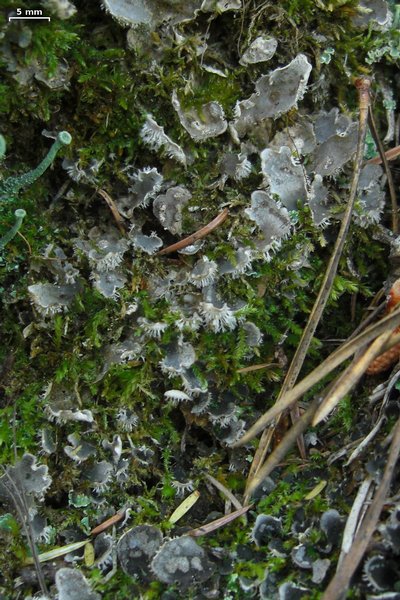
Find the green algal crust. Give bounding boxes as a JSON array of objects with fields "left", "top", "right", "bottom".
[{"left": 0, "top": 131, "right": 71, "bottom": 201}]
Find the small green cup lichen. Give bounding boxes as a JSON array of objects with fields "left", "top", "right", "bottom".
[
  {"left": 0, "top": 131, "right": 72, "bottom": 201},
  {"left": 0, "top": 209, "right": 27, "bottom": 249},
  {"left": 0, "top": 131, "right": 71, "bottom": 249}
]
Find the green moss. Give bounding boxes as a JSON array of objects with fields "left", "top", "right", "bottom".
[{"left": 0, "top": 0, "right": 398, "bottom": 596}]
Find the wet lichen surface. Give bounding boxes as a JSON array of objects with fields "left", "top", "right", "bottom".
[{"left": 1, "top": 0, "right": 400, "bottom": 598}]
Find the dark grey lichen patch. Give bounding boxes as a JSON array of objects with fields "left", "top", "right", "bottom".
[
  {"left": 151, "top": 536, "right": 215, "bottom": 588},
  {"left": 117, "top": 524, "right": 163, "bottom": 579},
  {"left": 0, "top": 453, "right": 51, "bottom": 502},
  {"left": 251, "top": 514, "right": 283, "bottom": 547}
]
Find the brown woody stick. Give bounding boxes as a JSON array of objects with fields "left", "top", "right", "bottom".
[
  {"left": 367, "top": 107, "right": 398, "bottom": 233},
  {"left": 90, "top": 507, "right": 127, "bottom": 535},
  {"left": 366, "top": 144, "right": 400, "bottom": 164},
  {"left": 157, "top": 208, "right": 229, "bottom": 256}
]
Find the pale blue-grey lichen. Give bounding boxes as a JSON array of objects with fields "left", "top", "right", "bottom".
[
  {"left": 91, "top": 270, "right": 127, "bottom": 299},
  {"left": 43, "top": 0, "right": 77, "bottom": 19},
  {"left": 129, "top": 227, "right": 163, "bottom": 254},
  {"left": 160, "top": 338, "right": 196, "bottom": 376},
  {"left": 44, "top": 384, "right": 94, "bottom": 423},
  {"left": 239, "top": 36, "right": 278, "bottom": 66},
  {"left": 140, "top": 114, "right": 187, "bottom": 166},
  {"left": 231, "top": 54, "right": 312, "bottom": 138},
  {"left": 122, "top": 166, "right": 163, "bottom": 213},
  {"left": 309, "top": 122, "right": 358, "bottom": 177},
  {"left": 245, "top": 190, "right": 292, "bottom": 259},
  {"left": 74, "top": 226, "right": 129, "bottom": 272},
  {"left": 352, "top": 0, "right": 392, "bottom": 30},
  {"left": 55, "top": 568, "right": 101, "bottom": 600},
  {"left": 28, "top": 282, "right": 80, "bottom": 316},
  {"left": 353, "top": 164, "right": 386, "bottom": 227},
  {"left": 260, "top": 146, "right": 308, "bottom": 211},
  {"left": 153, "top": 185, "right": 191, "bottom": 234},
  {"left": 0, "top": 453, "right": 52, "bottom": 502},
  {"left": 172, "top": 90, "right": 228, "bottom": 141},
  {"left": 84, "top": 461, "right": 114, "bottom": 494}
]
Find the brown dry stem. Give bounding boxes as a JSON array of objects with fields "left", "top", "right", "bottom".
[
  {"left": 97, "top": 188, "right": 127, "bottom": 235},
  {"left": 157, "top": 208, "right": 229, "bottom": 256},
  {"left": 367, "top": 107, "right": 398, "bottom": 233},
  {"left": 322, "top": 416, "right": 400, "bottom": 600},
  {"left": 233, "top": 307, "right": 400, "bottom": 447}
]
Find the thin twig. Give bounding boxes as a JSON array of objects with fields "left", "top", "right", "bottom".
[
  {"left": 322, "top": 416, "right": 400, "bottom": 600},
  {"left": 237, "top": 362, "right": 279, "bottom": 373},
  {"left": 232, "top": 307, "right": 400, "bottom": 447},
  {"left": 90, "top": 506, "right": 127, "bottom": 536},
  {"left": 97, "top": 189, "right": 127, "bottom": 235},
  {"left": 366, "top": 144, "right": 400, "bottom": 164},
  {"left": 156, "top": 208, "right": 229, "bottom": 256},
  {"left": 1, "top": 467, "right": 49, "bottom": 595},
  {"left": 9, "top": 405, "right": 49, "bottom": 595},
  {"left": 368, "top": 107, "right": 398, "bottom": 233}
]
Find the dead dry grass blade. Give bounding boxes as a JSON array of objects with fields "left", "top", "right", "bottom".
[
  {"left": 205, "top": 474, "right": 243, "bottom": 511},
  {"left": 243, "top": 426, "right": 274, "bottom": 503},
  {"left": 187, "top": 504, "right": 252, "bottom": 537},
  {"left": 312, "top": 328, "right": 395, "bottom": 425},
  {"left": 338, "top": 477, "right": 373, "bottom": 566},
  {"left": 245, "top": 397, "right": 321, "bottom": 497},
  {"left": 242, "top": 78, "right": 372, "bottom": 492},
  {"left": 232, "top": 307, "right": 400, "bottom": 447},
  {"left": 322, "top": 416, "right": 400, "bottom": 600}
]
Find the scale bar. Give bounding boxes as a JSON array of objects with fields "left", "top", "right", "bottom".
[{"left": 9, "top": 16, "right": 51, "bottom": 21}]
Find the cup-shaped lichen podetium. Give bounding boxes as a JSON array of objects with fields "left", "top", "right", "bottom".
[
  {"left": 0, "top": 131, "right": 72, "bottom": 201},
  {"left": 0, "top": 208, "right": 26, "bottom": 248}
]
